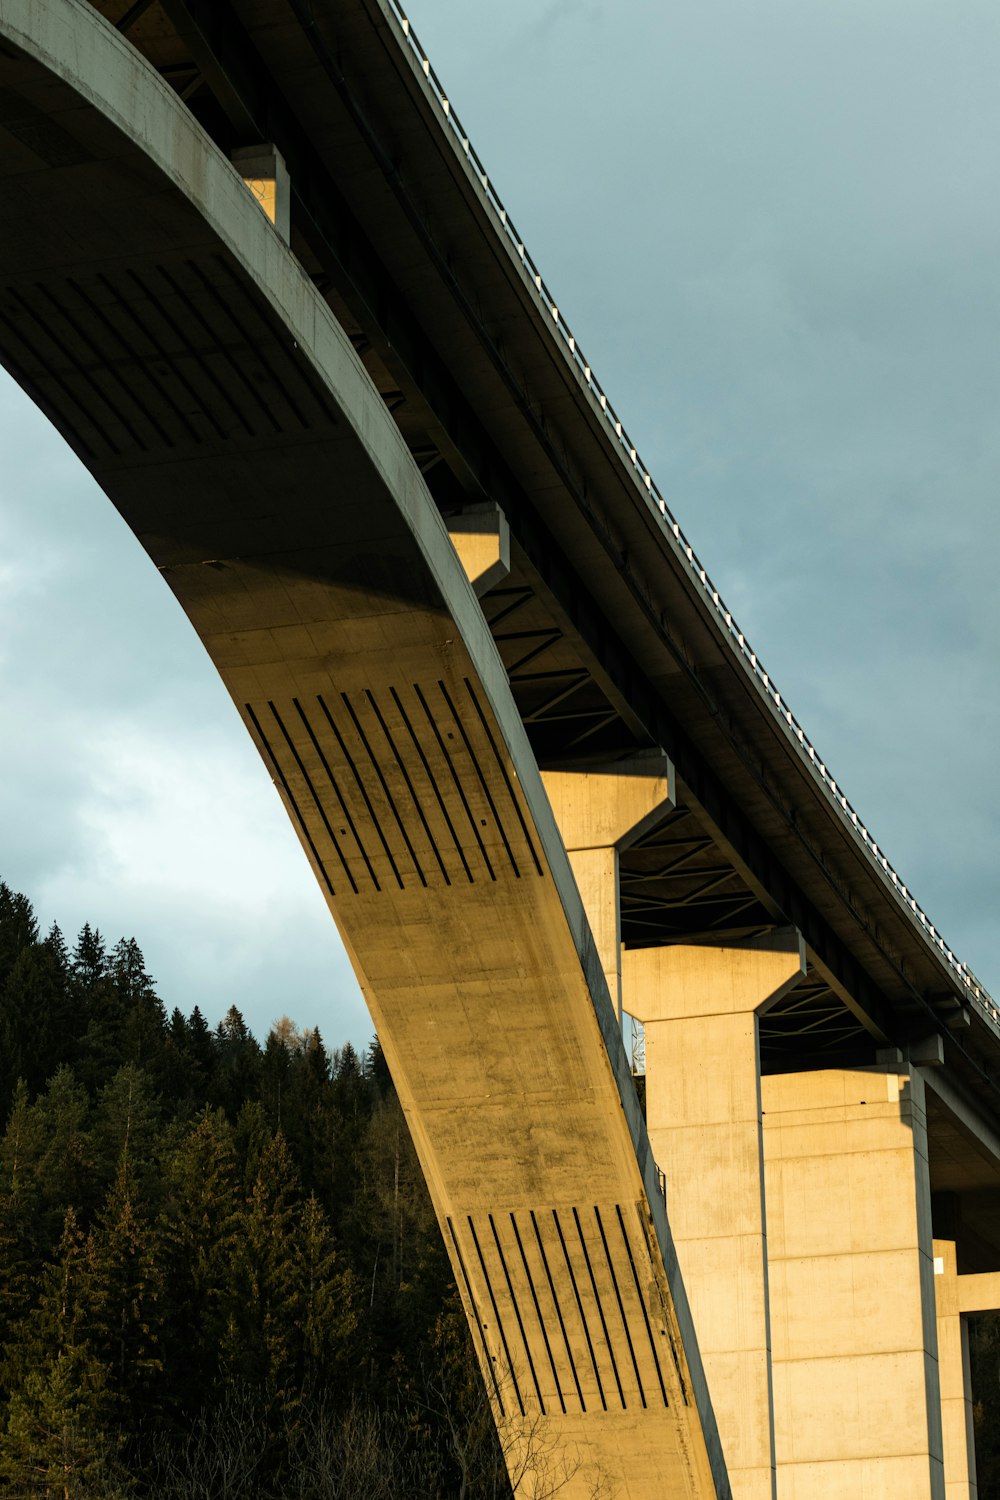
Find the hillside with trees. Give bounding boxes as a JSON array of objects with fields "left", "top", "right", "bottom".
[
  {"left": 0, "top": 877, "right": 996, "bottom": 1498},
  {"left": 0, "top": 879, "right": 575, "bottom": 1498}
]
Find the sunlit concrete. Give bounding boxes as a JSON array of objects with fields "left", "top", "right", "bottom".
[
  {"left": 934, "top": 1239, "right": 978, "bottom": 1500},
  {"left": 623, "top": 932, "right": 805, "bottom": 1500},
  {"left": 763, "top": 1066, "right": 944, "bottom": 1498},
  {"left": 542, "top": 754, "right": 672, "bottom": 1022},
  {"left": 231, "top": 142, "right": 290, "bottom": 241},
  {"left": 447, "top": 502, "right": 511, "bottom": 598}
]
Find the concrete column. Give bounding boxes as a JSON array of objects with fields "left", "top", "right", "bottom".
[
  {"left": 933, "top": 1239, "right": 977, "bottom": 1499},
  {"left": 231, "top": 144, "right": 290, "bottom": 240},
  {"left": 447, "top": 502, "right": 510, "bottom": 597},
  {"left": 623, "top": 930, "right": 805, "bottom": 1500},
  {"left": 541, "top": 751, "right": 672, "bottom": 1019},
  {"left": 762, "top": 1064, "right": 945, "bottom": 1499}
]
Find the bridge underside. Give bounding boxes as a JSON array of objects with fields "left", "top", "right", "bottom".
[
  {"left": 57, "top": 0, "right": 1000, "bottom": 1115},
  {"left": 0, "top": 5, "right": 731, "bottom": 1494},
  {"left": 6, "top": 3, "right": 1000, "bottom": 1497}
]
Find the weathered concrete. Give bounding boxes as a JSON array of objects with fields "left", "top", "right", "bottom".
[
  {"left": 0, "top": 3, "right": 729, "bottom": 1494},
  {"left": 762, "top": 1066, "right": 944, "bottom": 1499},
  {"left": 624, "top": 932, "right": 805, "bottom": 1500},
  {"left": 933, "top": 1239, "right": 978, "bottom": 1500}
]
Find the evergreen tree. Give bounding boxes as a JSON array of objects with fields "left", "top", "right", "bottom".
[
  {"left": 223, "top": 1131, "right": 302, "bottom": 1435},
  {"left": 70, "top": 924, "right": 107, "bottom": 998},
  {"left": 0, "top": 1347, "right": 124, "bottom": 1499},
  {"left": 213, "top": 1006, "right": 262, "bottom": 1119},
  {"left": 185, "top": 1006, "right": 217, "bottom": 1090},
  {"left": 157, "top": 1110, "right": 242, "bottom": 1414},
  {"left": 110, "top": 938, "right": 166, "bottom": 1076},
  {"left": 86, "top": 1157, "right": 165, "bottom": 1428},
  {"left": 74, "top": 926, "right": 131, "bottom": 1093},
  {"left": 92, "top": 1065, "right": 161, "bottom": 1201},
  {"left": 44, "top": 921, "right": 70, "bottom": 973},
  {"left": 0, "top": 940, "right": 75, "bottom": 1110},
  {"left": 291, "top": 1193, "right": 360, "bottom": 1397},
  {"left": 0, "top": 1082, "right": 43, "bottom": 1373},
  {"left": 32, "top": 1067, "right": 94, "bottom": 1252},
  {"left": 0, "top": 882, "right": 38, "bottom": 990}
]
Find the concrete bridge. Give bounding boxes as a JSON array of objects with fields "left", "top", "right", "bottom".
[{"left": 0, "top": 2, "right": 997, "bottom": 1496}]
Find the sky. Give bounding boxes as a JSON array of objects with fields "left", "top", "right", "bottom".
[{"left": 1, "top": 0, "right": 998, "bottom": 1041}]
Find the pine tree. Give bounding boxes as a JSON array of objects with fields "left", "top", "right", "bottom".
[
  {"left": 223, "top": 1131, "right": 302, "bottom": 1433},
  {"left": 74, "top": 926, "right": 131, "bottom": 1093},
  {"left": 44, "top": 921, "right": 70, "bottom": 972},
  {"left": 185, "top": 1006, "right": 217, "bottom": 1090},
  {"left": 86, "top": 1156, "right": 164, "bottom": 1428},
  {"left": 32, "top": 1067, "right": 94, "bottom": 1252},
  {"left": 92, "top": 1065, "right": 161, "bottom": 1202},
  {"left": 110, "top": 938, "right": 166, "bottom": 1075},
  {"left": 0, "top": 882, "right": 38, "bottom": 990},
  {"left": 157, "top": 1109, "right": 242, "bottom": 1413},
  {"left": 70, "top": 924, "right": 107, "bottom": 998},
  {"left": 291, "top": 1193, "right": 360, "bottom": 1397},
  {"left": 213, "top": 1006, "right": 262, "bottom": 1119},
  {"left": 0, "top": 1208, "right": 121, "bottom": 1498},
  {"left": 366, "top": 1034, "right": 392, "bottom": 1095},
  {"left": 0, "top": 1082, "right": 43, "bottom": 1379},
  {"left": 0, "top": 1346, "right": 123, "bottom": 1499},
  {"left": 0, "top": 940, "right": 75, "bottom": 1111}
]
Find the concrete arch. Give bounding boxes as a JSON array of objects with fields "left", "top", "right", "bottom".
[{"left": 0, "top": 3, "right": 728, "bottom": 1493}]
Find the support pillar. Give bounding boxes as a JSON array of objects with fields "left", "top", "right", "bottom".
[
  {"left": 622, "top": 929, "right": 805, "bottom": 1500},
  {"left": 933, "top": 1239, "right": 977, "bottom": 1499},
  {"left": 232, "top": 144, "right": 290, "bottom": 240},
  {"left": 761, "top": 1063, "right": 945, "bottom": 1498},
  {"left": 541, "top": 751, "right": 672, "bottom": 1019},
  {"left": 447, "top": 502, "right": 510, "bottom": 597}
]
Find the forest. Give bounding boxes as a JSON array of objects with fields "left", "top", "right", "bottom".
[{"left": 0, "top": 876, "right": 997, "bottom": 1498}]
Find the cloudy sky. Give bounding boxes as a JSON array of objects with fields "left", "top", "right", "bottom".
[{"left": 1, "top": 0, "right": 998, "bottom": 1042}]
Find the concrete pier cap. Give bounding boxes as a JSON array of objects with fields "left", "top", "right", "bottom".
[{"left": 541, "top": 750, "right": 673, "bottom": 1022}]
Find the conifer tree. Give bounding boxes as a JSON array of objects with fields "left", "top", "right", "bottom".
[
  {"left": 86, "top": 1156, "right": 165, "bottom": 1428},
  {"left": 44, "top": 921, "right": 70, "bottom": 972},
  {"left": 0, "top": 882, "right": 38, "bottom": 990},
  {"left": 0, "top": 940, "right": 75, "bottom": 1109},
  {"left": 0, "top": 1348, "right": 123, "bottom": 1499},
  {"left": 185, "top": 1006, "right": 217, "bottom": 1089},
  {"left": 0, "top": 1207, "right": 121, "bottom": 1497},
  {"left": 223, "top": 1130, "right": 302, "bottom": 1434},
  {"left": 0, "top": 1081, "right": 43, "bottom": 1377},
  {"left": 157, "top": 1109, "right": 242, "bottom": 1412},
  {"left": 70, "top": 924, "right": 107, "bottom": 998},
  {"left": 291, "top": 1192, "right": 360, "bottom": 1397},
  {"left": 74, "top": 926, "right": 131, "bottom": 1093},
  {"left": 110, "top": 938, "right": 166, "bottom": 1076},
  {"left": 33, "top": 1067, "right": 94, "bottom": 1252},
  {"left": 213, "top": 1006, "right": 262, "bottom": 1119},
  {"left": 92, "top": 1065, "right": 161, "bottom": 1202}
]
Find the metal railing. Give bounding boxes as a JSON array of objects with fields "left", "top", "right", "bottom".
[{"left": 383, "top": 2, "right": 997, "bottom": 1031}]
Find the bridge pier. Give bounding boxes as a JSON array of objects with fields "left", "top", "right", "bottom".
[
  {"left": 541, "top": 754, "right": 673, "bottom": 1022},
  {"left": 761, "top": 1063, "right": 945, "bottom": 1498},
  {"left": 933, "top": 1238, "right": 978, "bottom": 1499},
  {"left": 622, "top": 931, "right": 806, "bottom": 1500}
]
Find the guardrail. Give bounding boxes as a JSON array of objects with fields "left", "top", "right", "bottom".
[{"left": 384, "top": 2, "right": 997, "bottom": 1032}]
